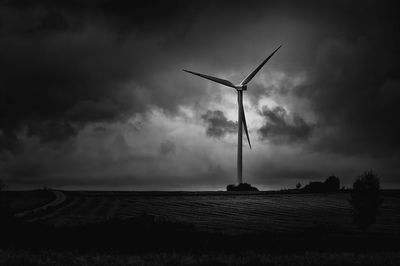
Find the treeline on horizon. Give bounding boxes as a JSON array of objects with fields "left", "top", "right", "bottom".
[{"left": 294, "top": 175, "right": 342, "bottom": 193}]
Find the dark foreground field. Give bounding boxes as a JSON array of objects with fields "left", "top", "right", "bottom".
[
  {"left": 6, "top": 190, "right": 400, "bottom": 234},
  {"left": 1, "top": 249, "right": 400, "bottom": 266},
  {"left": 2, "top": 190, "right": 400, "bottom": 265}
]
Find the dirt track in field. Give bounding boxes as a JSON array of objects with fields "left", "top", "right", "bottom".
[{"left": 14, "top": 190, "right": 66, "bottom": 219}]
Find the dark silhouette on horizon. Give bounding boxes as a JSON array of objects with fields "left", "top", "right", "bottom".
[
  {"left": 303, "top": 176, "right": 340, "bottom": 193},
  {"left": 349, "top": 171, "right": 383, "bottom": 233},
  {"left": 226, "top": 183, "right": 259, "bottom": 191}
]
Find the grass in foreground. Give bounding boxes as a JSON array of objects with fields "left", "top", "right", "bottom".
[{"left": 1, "top": 249, "right": 400, "bottom": 266}]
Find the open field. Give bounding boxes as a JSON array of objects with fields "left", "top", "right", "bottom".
[
  {"left": 6, "top": 190, "right": 400, "bottom": 235},
  {"left": 2, "top": 190, "right": 400, "bottom": 264}
]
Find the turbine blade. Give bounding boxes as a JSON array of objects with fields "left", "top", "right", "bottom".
[
  {"left": 241, "top": 104, "right": 251, "bottom": 149},
  {"left": 183, "top": 69, "right": 236, "bottom": 89},
  {"left": 240, "top": 45, "right": 282, "bottom": 86}
]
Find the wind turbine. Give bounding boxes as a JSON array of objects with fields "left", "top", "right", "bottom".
[{"left": 184, "top": 45, "right": 281, "bottom": 185}]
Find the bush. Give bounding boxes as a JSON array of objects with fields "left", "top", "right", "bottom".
[
  {"left": 226, "top": 183, "right": 259, "bottom": 191},
  {"left": 324, "top": 176, "right": 340, "bottom": 192},
  {"left": 349, "top": 171, "right": 383, "bottom": 233},
  {"left": 303, "top": 176, "right": 340, "bottom": 193}
]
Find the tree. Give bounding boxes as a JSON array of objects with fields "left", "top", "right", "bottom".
[
  {"left": 296, "top": 182, "right": 302, "bottom": 189},
  {"left": 349, "top": 171, "right": 383, "bottom": 233},
  {"left": 324, "top": 176, "right": 340, "bottom": 192}
]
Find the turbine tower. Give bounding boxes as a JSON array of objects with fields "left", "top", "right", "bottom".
[{"left": 184, "top": 45, "right": 281, "bottom": 184}]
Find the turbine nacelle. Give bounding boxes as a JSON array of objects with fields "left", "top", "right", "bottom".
[{"left": 235, "top": 85, "right": 247, "bottom": 91}]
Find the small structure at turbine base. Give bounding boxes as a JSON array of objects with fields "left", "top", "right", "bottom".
[{"left": 226, "top": 183, "right": 259, "bottom": 191}]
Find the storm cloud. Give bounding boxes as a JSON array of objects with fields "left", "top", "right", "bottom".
[
  {"left": 201, "top": 110, "right": 237, "bottom": 138},
  {"left": 294, "top": 37, "right": 400, "bottom": 156},
  {"left": 0, "top": 0, "right": 207, "bottom": 150},
  {"left": 159, "top": 140, "right": 176, "bottom": 156},
  {"left": 259, "top": 106, "right": 313, "bottom": 144}
]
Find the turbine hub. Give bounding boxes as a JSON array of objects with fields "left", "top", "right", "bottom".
[{"left": 236, "top": 85, "right": 247, "bottom": 91}]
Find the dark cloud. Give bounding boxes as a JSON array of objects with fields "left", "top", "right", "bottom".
[
  {"left": 27, "top": 121, "right": 78, "bottom": 143},
  {"left": 0, "top": 0, "right": 208, "bottom": 151},
  {"left": 201, "top": 110, "right": 237, "bottom": 138},
  {"left": 0, "top": 23, "right": 143, "bottom": 149},
  {"left": 294, "top": 35, "right": 400, "bottom": 156},
  {"left": 0, "top": 129, "right": 20, "bottom": 153},
  {"left": 159, "top": 140, "right": 176, "bottom": 156},
  {"left": 259, "top": 106, "right": 313, "bottom": 144}
]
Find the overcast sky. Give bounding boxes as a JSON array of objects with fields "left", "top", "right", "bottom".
[{"left": 1, "top": 0, "right": 399, "bottom": 190}]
